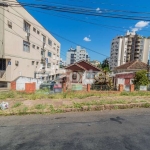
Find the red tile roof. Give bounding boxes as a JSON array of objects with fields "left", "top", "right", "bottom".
[
  {"left": 115, "top": 60, "right": 147, "bottom": 70},
  {"left": 65, "top": 60, "right": 101, "bottom": 71}
]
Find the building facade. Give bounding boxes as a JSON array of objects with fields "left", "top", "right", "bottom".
[
  {"left": 66, "top": 46, "right": 90, "bottom": 65},
  {"left": 109, "top": 31, "right": 150, "bottom": 71},
  {"left": 90, "top": 60, "right": 100, "bottom": 66},
  {"left": 0, "top": 0, "right": 61, "bottom": 87}
]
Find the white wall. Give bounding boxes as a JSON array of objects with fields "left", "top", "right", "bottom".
[
  {"left": 82, "top": 71, "right": 98, "bottom": 85},
  {"left": 16, "top": 76, "right": 43, "bottom": 91}
]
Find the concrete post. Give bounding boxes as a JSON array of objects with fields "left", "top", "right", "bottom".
[
  {"left": 63, "top": 83, "right": 66, "bottom": 93},
  {"left": 87, "top": 84, "right": 91, "bottom": 92},
  {"left": 11, "top": 82, "right": 16, "bottom": 90},
  {"left": 119, "top": 84, "right": 123, "bottom": 92},
  {"left": 130, "top": 84, "right": 134, "bottom": 92}
]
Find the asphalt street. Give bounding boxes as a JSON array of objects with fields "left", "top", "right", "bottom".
[{"left": 1, "top": 108, "right": 150, "bottom": 150}]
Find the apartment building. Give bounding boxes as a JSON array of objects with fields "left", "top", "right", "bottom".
[
  {"left": 109, "top": 31, "right": 150, "bottom": 71},
  {"left": 90, "top": 60, "right": 100, "bottom": 66},
  {"left": 66, "top": 46, "right": 90, "bottom": 65},
  {"left": 0, "top": 0, "right": 61, "bottom": 87}
]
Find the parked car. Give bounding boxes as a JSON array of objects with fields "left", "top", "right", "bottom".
[{"left": 40, "top": 81, "right": 56, "bottom": 90}]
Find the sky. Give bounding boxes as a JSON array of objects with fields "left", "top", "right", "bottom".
[{"left": 17, "top": 0, "right": 150, "bottom": 62}]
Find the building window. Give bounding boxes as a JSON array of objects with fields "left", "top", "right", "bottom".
[
  {"left": 23, "top": 41, "right": 30, "bottom": 52},
  {"left": 86, "top": 72, "right": 95, "bottom": 79},
  {"left": 36, "top": 62, "right": 39, "bottom": 65},
  {"left": 32, "top": 44, "right": 35, "bottom": 49},
  {"left": 48, "top": 39, "right": 52, "bottom": 46},
  {"left": 37, "top": 30, "right": 40, "bottom": 34},
  {"left": 48, "top": 51, "right": 51, "bottom": 57},
  {"left": 42, "top": 35, "right": 46, "bottom": 43},
  {"left": 41, "top": 50, "right": 44, "bottom": 56},
  {"left": 72, "top": 72, "right": 77, "bottom": 80},
  {"left": 7, "top": 20, "right": 12, "bottom": 29},
  {"left": 24, "top": 21, "right": 30, "bottom": 33},
  {"left": 33, "top": 27, "right": 36, "bottom": 32},
  {"left": 32, "top": 61, "right": 35, "bottom": 65},
  {"left": 37, "top": 46, "right": 39, "bottom": 50},
  {"left": 71, "top": 54, "right": 74, "bottom": 58},
  {"left": 47, "top": 63, "right": 51, "bottom": 68}
]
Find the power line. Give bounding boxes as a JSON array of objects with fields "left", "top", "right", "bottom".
[
  {"left": 5, "top": 1, "right": 150, "bottom": 21},
  {"left": 5, "top": 5, "right": 150, "bottom": 34},
  {"left": 6, "top": 7, "right": 109, "bottom": 57}
]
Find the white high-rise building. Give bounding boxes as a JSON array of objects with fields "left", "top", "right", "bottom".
[
  {"left": 109, "top": 31, "right": 150, "bottom": 71},
  {"left": 66, "top": 46, "right": 90, "bottom": 65}
]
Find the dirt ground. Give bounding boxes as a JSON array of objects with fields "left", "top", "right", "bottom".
[{"left": 1, "top": 95, "right": 150, "bottom": 109}]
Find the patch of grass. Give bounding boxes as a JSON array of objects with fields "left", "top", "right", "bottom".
[
  {"left": 120, "top": 91, "right": 150, "bottom": 96},
  {"left": 114, "top": 105, "right": 119, "bottom": 110},
  {"left": 13, "top": 102, "right": 22, "bottom": 108},
  {"left": 143, "top": 103, "right": 150, "bottom": 108},
  {"left": 35, "top": 104, "right": 47, "bottom": 110},
  {"left": 73, "top": 103, "right": 83, "bottom": 109}
]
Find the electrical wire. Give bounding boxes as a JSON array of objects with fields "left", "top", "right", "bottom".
[{"left": 4, "top": 1, "right": 150, "bottom": 21}]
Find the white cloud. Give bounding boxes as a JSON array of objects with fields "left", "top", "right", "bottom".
[
  {"left": 135, "top": 21, "right": 149, "bottom": 28},
  {"left": 83, "top": 37, "right": 91, "bottom": 42},
  {"left": 131, "top": 21, "right": 150, "bottom": 32},
  {"left": 96, "top": 7, "right": 102, "bottom": 13}
]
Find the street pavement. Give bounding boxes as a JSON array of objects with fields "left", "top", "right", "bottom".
[{"left": 1, "top": 108, "right": 150, "bottom": 150}]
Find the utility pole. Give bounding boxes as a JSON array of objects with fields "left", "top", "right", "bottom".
[{"left": 147, "top": 60, "right": 150, "bottom": 80}]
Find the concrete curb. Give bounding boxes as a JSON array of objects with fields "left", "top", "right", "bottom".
[{"left": 0, "top": 102, "right": 150, "bottom": 116}]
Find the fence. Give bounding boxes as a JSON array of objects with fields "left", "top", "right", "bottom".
[
  {"left": 91, "top": 84, "right": 117, "bottom": 91},
  {"left": 134, "top": 85, "right": 150, "bottom": 91}
]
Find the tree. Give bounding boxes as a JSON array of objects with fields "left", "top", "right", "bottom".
[
  {"left": 97, "top": 64, "right": 101, "bottom": 69},
  {"left": 101, "top": 58, "right": 110, "bottom": 72},
  {"left": 133, "top": 70, "right": 149, "bottom": 86}
]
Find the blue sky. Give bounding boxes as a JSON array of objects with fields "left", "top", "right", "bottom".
[{"left": 20, "top": 0, "right": 150, "bottom": 62}]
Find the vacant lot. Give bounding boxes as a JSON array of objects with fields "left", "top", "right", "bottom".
[{"left": 1, "top": 90, "right": 150, "bottom": 115}]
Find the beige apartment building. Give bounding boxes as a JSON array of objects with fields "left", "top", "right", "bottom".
[
  {"left": 0, "top": 0, "right": 61, "bottom": 87},
  {"left": 110, "top": 31, "right": 150, "bottom": 71}
]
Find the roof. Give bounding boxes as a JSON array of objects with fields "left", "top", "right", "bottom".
[
  {"left": 115, "top": 60, "right": 147, "bottom": 70},
  {"left": 65, "top": 60, "right": 101, "bottom": 71}
]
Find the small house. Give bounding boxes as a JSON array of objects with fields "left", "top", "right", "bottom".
[
  {"left": 65, "top": 60, "right": 102, "bottom": 86},
  {"left": 114, "top": 60, "right": 147, "bottom": 87}
]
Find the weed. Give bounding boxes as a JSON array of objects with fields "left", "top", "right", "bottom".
[
  {"left": 114, "top": 105, "right": 119, "bottom": 110},
  {"left": 144, "top": 103, "right": 150, "bottom": 108},
  {"left": 35, "top": 104, "right": 46, "bottom": 110},
  {"left": 73, "top": 103, "right": 82, "bottom": 109},
  {"left": 13, "top": 102, "right": 22, "bottom": 108}
]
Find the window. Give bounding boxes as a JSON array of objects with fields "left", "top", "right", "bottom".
[
  {"left": 24, "top": 21, "right": 30, "bottom": 33},
  {"left": 48, "top": 51, "right": 51, "bottom": 57},
  {"left": 33, "top": 27, "right": 36, "bottom": 32},
  {"left": 71, "top": 54, "right": 74, "bottom": 58},
  {"left": 72, "top": 72, "right": 77, "bottom": 80},
  {"left": 7, "top": 20, "right": 12, "bottom": 29},
  {"left": 32, "top": 44, "right": 35, "bottom": 49},
  {"left": 48, "top": 39, "right": 52, "bottom": 46},
  {"left": 42, "top": 35, "right": 46, "bottom": 43},
  {"left": 37, "top": 46, "right": 39, "bottom": 50},
  {"left": 41, "top": 50, "right": 44, "bottom": 56},
  {"left": 47, "top": 63, "right": 51, "bottom": 68},
  {"left": 37, "top": 30, "right": 40, "bottom": 34},
  {"left": 36, "top": 62, "right": 39, "bottom": 65},
  {"left": 23, "top": 41, "right": 30, "bottom": 52},
  {"left": 86, "top": 72, "right": 95, "bottom": 79},
  {"left": 32, "top": 61, "right": 35, "bottom": 65}
]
